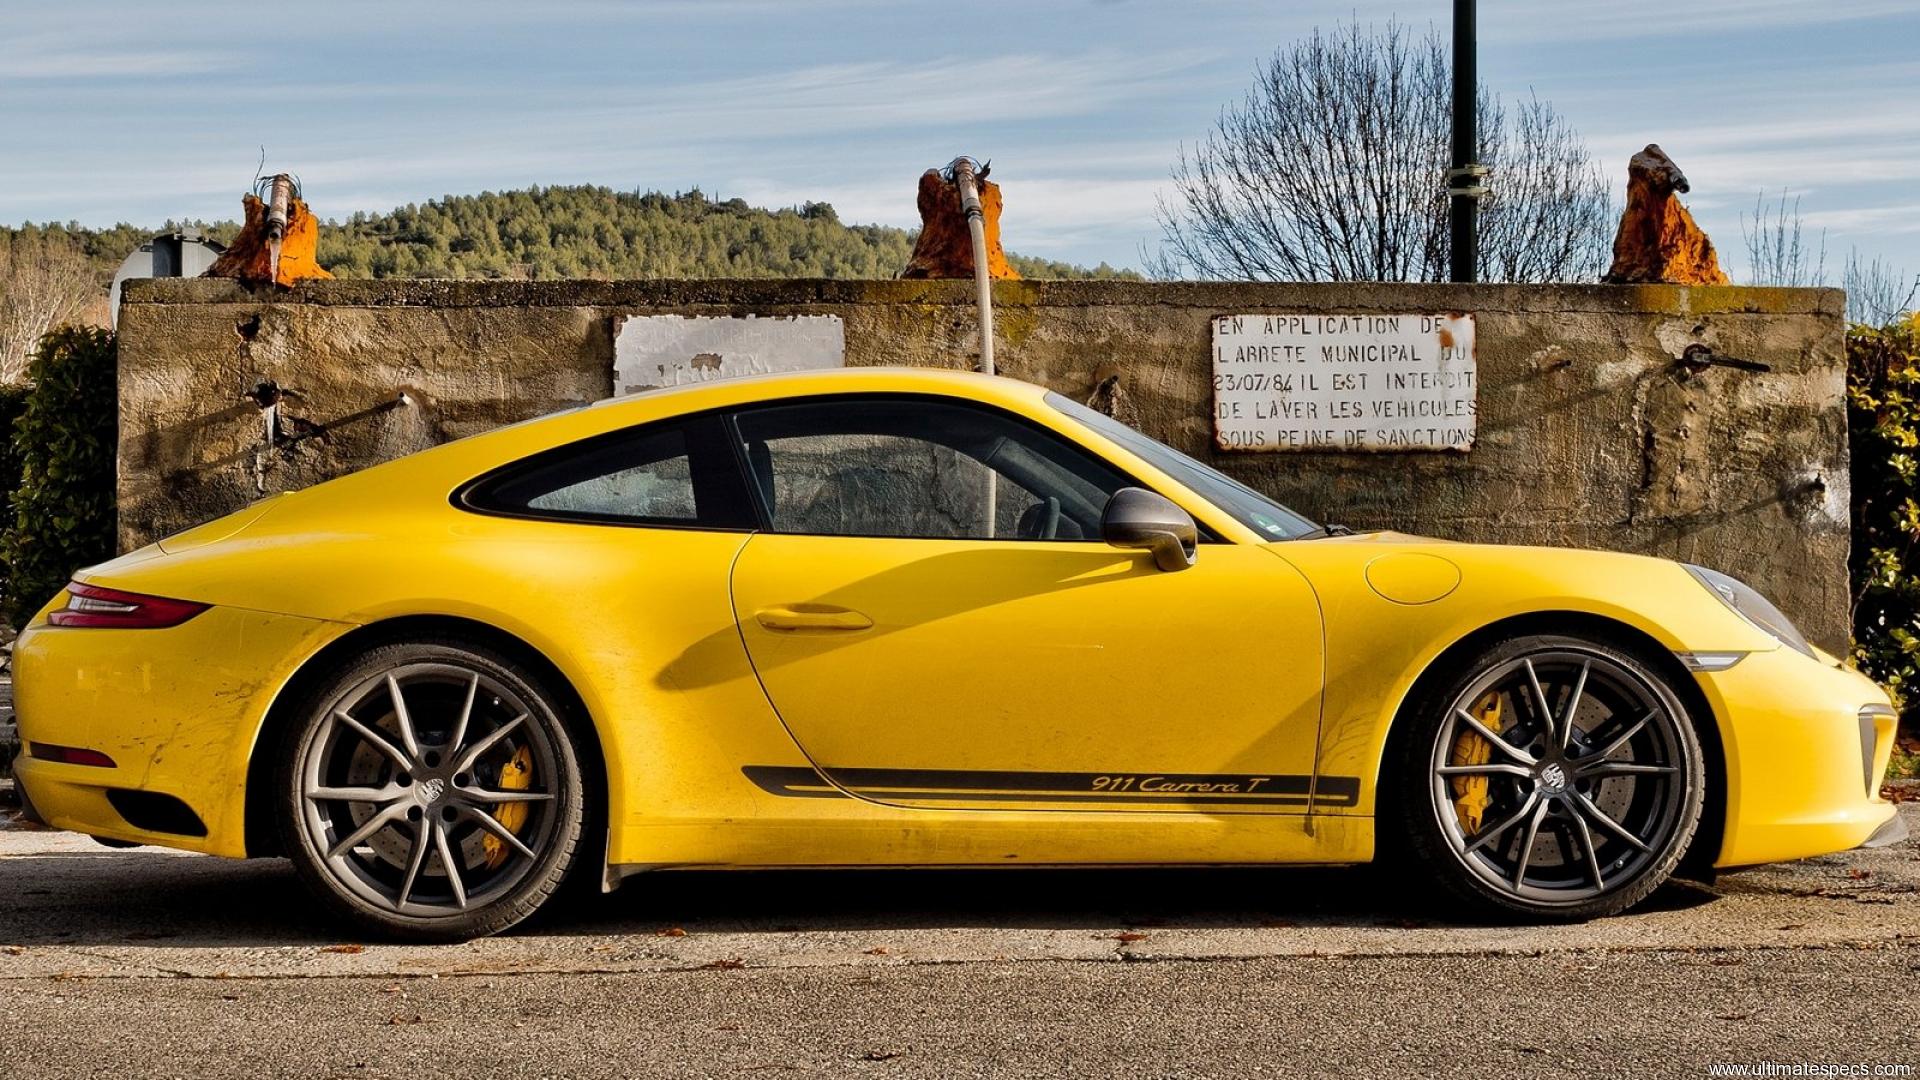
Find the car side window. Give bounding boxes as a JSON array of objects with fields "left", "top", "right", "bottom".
[
  {"left": 461, "top": 416, "right": 754, "bottom": 529},
  {"left": 730, "top": 397, "right": 1134, "bottom": 540}
]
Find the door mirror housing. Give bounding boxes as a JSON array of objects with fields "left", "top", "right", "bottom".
[{"left": 1101, "top": 488, "right": 1197, "bottom": 571}]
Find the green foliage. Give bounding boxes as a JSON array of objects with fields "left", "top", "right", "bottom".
[
  {"left": 0, "top": 383, "right": 28, "bottom": 508},
  {"left": 0, "top": 383, "right": 28, "bottom": 617},
  {"left": 1, "top": 327, "right": 118, "bottom": 627},
  {"left": 4, "top": 186, "right": 1136, "bottom": 285},
  {"left": 1848, "top": 317, "right": 1920, "bottom": 725}
]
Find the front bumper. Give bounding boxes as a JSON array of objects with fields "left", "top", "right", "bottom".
[
  {"left": 11, "top": 602, "right": 345, "bottom": 857},
  {"left": 1695, "top": 645, "right": 1902, "bottom": 867}
]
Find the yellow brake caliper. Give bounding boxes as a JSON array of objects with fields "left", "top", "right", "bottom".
[
  {"left": 482, "top": 745, "right": 534, "bottom": 869},
  {"left": 1450, "top": 692, "right": 1501, "bottom": 833}
]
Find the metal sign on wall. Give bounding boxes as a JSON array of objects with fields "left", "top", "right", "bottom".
[
  {"left": 1211, "top": 313, "right": 1477, "bottom": 452},
  {"left": 612, "top": 314, "right": 845, "bottom": 397}
]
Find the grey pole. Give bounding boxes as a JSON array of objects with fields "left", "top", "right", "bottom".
[
  {"left": 1447, "top": 0, "right": 1486, "bottom": 283},
  {"left": 950, "top": 157, "right": 995, "bottom": 375}
]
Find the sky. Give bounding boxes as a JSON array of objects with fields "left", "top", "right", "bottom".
[{"left": 2, "top": 0, "right": 1916, "bottom": 282}]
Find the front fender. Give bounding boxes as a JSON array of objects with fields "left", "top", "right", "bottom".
[{"left": 1270, "top": 538, "right": 1778, "bottom": 820}]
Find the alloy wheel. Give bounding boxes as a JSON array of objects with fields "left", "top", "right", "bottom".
[
  {"left": 1427, "top": 648, "right": 1692, "bottom": 906},
  {"left": 295, "top": 661, "right": 563, "bottom": 918}
]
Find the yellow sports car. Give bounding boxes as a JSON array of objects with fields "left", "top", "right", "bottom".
[{"left": 11, "top": 368, "right": 1905, "bottom": 941}]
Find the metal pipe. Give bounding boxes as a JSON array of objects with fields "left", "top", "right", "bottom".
[
  {"left": 1446, "top": 0, "right": 1485, "bottom": 283},
  {"left": 266, "top": 174, "right": 294, "bottom": 280},
  {"left": 950, "top": 157, "right": 995, "bottom": 375}
]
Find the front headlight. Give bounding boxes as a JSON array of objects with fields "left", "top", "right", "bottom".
[{"left": 1684, "top": 563, "right": 1815, "bottom": 658}]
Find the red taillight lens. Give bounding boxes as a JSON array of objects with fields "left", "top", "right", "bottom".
[
  {"left": 29, "top": 742, "right": 117, "bottom": 768},
  {"left": 48, "top": 581, "right": 209, "bottom": 629}
]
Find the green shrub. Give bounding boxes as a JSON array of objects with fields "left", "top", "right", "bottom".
[
  {"left": 0, "top": 382, "right": 28, "bottom": 508},
  {"left": 0, "top": 327, "right": 117, "bottom": 628},
  {"left": 0, "top": 382, "right": 29, "bottom": 627},
  {"left": 1848, "top": 317, "right": 1920, "bottom": 725}
]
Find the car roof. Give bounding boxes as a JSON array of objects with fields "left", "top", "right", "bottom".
[
  {"left": 591, "top": 365, "right": 1050, "bottom": 413},
  {"left": 287, "top": 366, "right": 1060, "bottom": 503}
]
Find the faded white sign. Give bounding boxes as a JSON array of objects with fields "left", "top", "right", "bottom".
[
  {"left": 1211, "top": 313, "right": 1476, "bottom": 452},
  {"left": 613, "top": 314, "right": 845, "bottom": 396}
]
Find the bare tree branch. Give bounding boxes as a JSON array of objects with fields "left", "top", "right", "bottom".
[
  {"left": 1152, "top": 20, "right": 1611, "bottom": 284},
  {"left": 0, "top": 229, "right": 100, "bottom": 383},
  {"left": 1742, "top": 190, "right": 1827, "bottom": 287},
  {"left": 1843, "top": 249, "right": 1918, "bottom": 326}
]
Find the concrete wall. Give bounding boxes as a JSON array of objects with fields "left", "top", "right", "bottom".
[{"left": 116, "top": 278, "right": 1850, "bottom": 649}]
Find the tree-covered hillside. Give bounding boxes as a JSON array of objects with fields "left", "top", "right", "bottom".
[{"left": 6, "top": 185, "right": 1136, "bottom": 284}]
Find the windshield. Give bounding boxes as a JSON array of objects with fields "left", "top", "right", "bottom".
[{"left": 1045, "top": 392, "right": 1320, "bottom": 541}]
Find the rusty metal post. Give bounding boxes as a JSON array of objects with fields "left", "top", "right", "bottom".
[
  {"left": 949, "top": 158, "right": 995, "bottom": 375},
  {"left": 265, "top": 174, "right": 294, "bottom": 281}
]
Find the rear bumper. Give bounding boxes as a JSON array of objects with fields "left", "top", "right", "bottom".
[
  {"left": 1695, "top": 646, "right": 1902, "bottom": 867},
  {"left": 13, "top": 769, "right": 48, "bottom": 825},
  {"left": 11, "top": 603, "right": 346, "bottom": 857}
]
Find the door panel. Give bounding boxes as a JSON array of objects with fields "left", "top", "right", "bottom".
[{"left": 731, "top": 535, "right": 1335, "bottom": 813}]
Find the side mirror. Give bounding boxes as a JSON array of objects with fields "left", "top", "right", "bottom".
[{"left": 1101, "top": 488, "right": 1197, "bottom": 571}]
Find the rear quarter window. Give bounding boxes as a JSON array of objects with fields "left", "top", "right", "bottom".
[{"left": 458, "top": 416, "right": 754, "bottom": 529}]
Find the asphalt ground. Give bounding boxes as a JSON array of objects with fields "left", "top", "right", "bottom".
[{"left": 2, "top": 803, "right": 1916, "bottom": 1078}]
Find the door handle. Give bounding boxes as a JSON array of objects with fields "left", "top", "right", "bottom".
[{"left": 754, "top": 604, "right": 874, "bottom": 632}]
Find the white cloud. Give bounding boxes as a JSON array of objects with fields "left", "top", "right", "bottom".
[
  {"left": 1485, "top": 0, "right": 1916, "bottom": 41},
  {"left": 0, "top": 47, "right": 218, "bottom": 80}
]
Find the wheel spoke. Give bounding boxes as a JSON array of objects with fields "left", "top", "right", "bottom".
[
  {"left": 326, "top": 803, "right": 407, "bottom": 861},
  {"left": 431, "top": 820, "right": 469, "bottom": 909},
  {"left": 448, "top": 672, "right": 481, "bottom": 761},
  {"left": 454, "top": 713, "right": 529, "bottom": 774},
  {"left": 305, "top": 783, "right": 408, "bottom": 806},
  {"left": 461, "top": 787, "right": 555, "bottom": 806},
  {"left": 1560, "top": 661, "right": 1590, "bottom": 751},
  {"left": 386, "top": 674, "right": 422, "bottom": 760},
  {"left": 461, "top": 805, "right": 537, "bottom": 861},
  {"left": 1454, "top": 708, "right": 1536, "bottom": 766},
  {"left": 1569, "top": 790, "right": 1652, "bottom": 853},
  {"left": 1437, "top": 763, "right": 1535, "bottom": 779},
  {"left": 1578, "top": 761, "right": 1677, "bottom": 779},
  {"left": 1566, "top": 806, "right": 1607, "bottom": 890},
  {"left": 333, "top": 710, "right": 412, "bottom": 772},
  {"left": 1510, "top": 800, "right": 1551, "bottom": 888},
  {"left": 396, "top": 818, "right": 431, "bottom": 907},
  {"left": 1580, "top": 711, "right": 1656, "bottom": 767},
  {"left": 1463, "top": 790, "right": 1541, "bottom": 854},
  {"left": 1523, "top": 659, "right": 1557, "bottom": 747}
]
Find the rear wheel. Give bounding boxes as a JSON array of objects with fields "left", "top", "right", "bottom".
[
  {"left": 1389, "top": 634, "right": 1704, "bottom": 920},
  {"left": 273, "top": 639, "right": 586, "bottom": 942}
]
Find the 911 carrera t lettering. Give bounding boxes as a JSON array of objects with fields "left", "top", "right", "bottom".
[{"left": 742, "top": 766, "right": 1363, "bottom": 807}]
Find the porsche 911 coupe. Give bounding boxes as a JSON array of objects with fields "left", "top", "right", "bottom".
[{"left": 11, "top": 368, "right": 1905, "bottom": 940}]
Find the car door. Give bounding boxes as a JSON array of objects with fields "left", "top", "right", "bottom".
[{"left": 727, "top": 394, "right": 1335, "bottom": 814}]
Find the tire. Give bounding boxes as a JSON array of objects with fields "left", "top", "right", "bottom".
[
  {"left": 273, "top": 638, "right": 587, "bottom": 942},
  {"left": 1385, "top": 633, "right": 1705, "bottom": 921}
]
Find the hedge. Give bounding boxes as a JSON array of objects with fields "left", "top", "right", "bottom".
[
  {"left": 0, "top": 382, "right": 28, "bottom": 545},
  {"left": 0, "top": 326, "right": 118, "bottom": 628},
  {"left": 1847, "top": 317, "right": 1920, "bottom": 721}
]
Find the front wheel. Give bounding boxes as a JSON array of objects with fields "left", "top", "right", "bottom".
[
  {"left": 273, "top": 639, "right": 587, "bottom": 942},
  {"left": 1388, "top": 634, "right": 1705, "bottom": 921}
]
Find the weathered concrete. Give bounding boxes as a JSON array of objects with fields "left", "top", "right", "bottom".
[{"left": 117, "top": 278, "right": 1850, "bottom": 648}]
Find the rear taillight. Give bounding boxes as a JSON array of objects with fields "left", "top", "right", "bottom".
[
  {"left": 48, "top": 581, "right": 209, "bottom": 629},
  {"left": 29, "top": 742, "right": 117, "bottom": 767}
]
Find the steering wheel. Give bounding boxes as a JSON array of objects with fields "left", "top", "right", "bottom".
[{"left": 1035, "top": 496, "right": 1061, "bottom": 540}]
